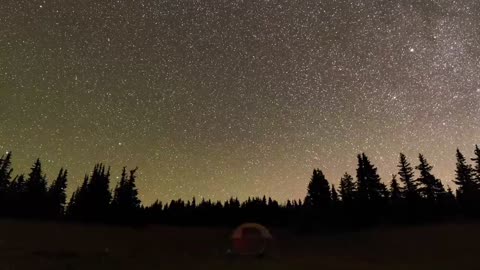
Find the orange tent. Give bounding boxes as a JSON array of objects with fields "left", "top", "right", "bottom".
[{"left": 231, "top": 223, "right": 273, "bottom": 255}]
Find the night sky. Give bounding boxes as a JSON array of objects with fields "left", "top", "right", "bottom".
[{"left": 1, "top": 0, "right": 479, "bottom": 204}]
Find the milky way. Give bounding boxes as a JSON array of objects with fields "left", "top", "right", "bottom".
[{"left": 1, "top": 0, "right": 479, "bottom": 204}]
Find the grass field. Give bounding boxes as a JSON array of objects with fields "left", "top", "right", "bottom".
[{"left": 0, "top": 219, "right": 479, "bottom": 270}]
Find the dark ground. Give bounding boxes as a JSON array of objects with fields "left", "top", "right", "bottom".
[{"left": 0, "top": 219, "right": 479, "bottom": 270}]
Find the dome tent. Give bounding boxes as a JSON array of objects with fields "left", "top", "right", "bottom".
[{"left": 231, "top": 223, "right": 273, "bottom": 256}]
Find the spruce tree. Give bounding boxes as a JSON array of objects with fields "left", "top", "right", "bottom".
[
  {"left": 0, "top": 152, "right": 13, "bottom": 215},
  {"left": 472, "top": 145, "right": 480, "bottom": 184},
  {"left": 0, "top": 152, "right": 13, "bottom": 197},
  {"left": 304, "top": 169, "right": 331, "bottom": 208},
  {"left": 112, "top": 167, "right": 141, "bottom": 218},
  {"left": 24, "top": 159, "right": 48, "bottom": 217},
  {"left": 357, "top": 153, "right": 387, "bottom": 204},
  {"left": 339, "top": 172, "right": 356, "bottom": 205},
  {"left": 397, "top": 153, "right": 418, "bottom": 202},
  {"left": 87, "top": 164, "right": 112, "bottom": 218},
  {"left": 48, "top": 168, "right": 68, "bottom": 217},
  {"left": 453, "top": 149, "right": 477, "bottom": 210},
  {"left": 389, "top": 174, "right": 402, "bottom": 205},
  {"left": 415, "top": 154, "right": 445, "bottom": 203},
  {"left": 8, "top": 174, "right": 26, "bottom": 216}
]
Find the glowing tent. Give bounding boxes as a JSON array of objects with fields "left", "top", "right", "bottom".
[{"left": 231, "top": 223, "right": 273, "bottom": 255}]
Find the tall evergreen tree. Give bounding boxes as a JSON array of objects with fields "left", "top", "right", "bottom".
[
  {"left": 415, "top": 154, "right": 445, "bottom": 203},
  {"left": 24, "top": 159, "right": 48, "bottom": 217},
  {"left": 8, "top": 174, "right": 26, "bottom": 216},
  {"left": 0, "top": 152, "right": 13, "bottom": 215},
  {"left": 397, "top": 153, "right": 419, "bottom": 202},
  {"left": 304, "top": 169, "right": 331, "bottom": 208},
  {"left": 86, "top": 164, "right": 112, "bottom": 219},
  {"left": 67, "top": 164, "right": 112, "bottom": 220},
  {"left": 339, "top": 172, "right": 356, "bottom": 205},
  {"left": 67, "top": 175, "right": 89, "bottom": 218},
  {"left": 453, "top": 149, "right": 477, "bottom": 210},
  {"left": 472, "top": 145, "right": 480, "bottom": 184},
  {"left": 48, "top": 168, "right": 68, "bottom": 217},
  {"left": 112, "top": 167, "right": 141, "bottom": 218},
  {"left": 0, "top": 152, "right": 13, "bottom": 196},
  {"left": 356, "top": 153, "right": 387, "bottom": 204},
  {"left": 389, "top": 174, "right": 402, "bottom": 205}
]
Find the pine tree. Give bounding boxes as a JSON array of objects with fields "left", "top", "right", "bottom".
[
  {"left": 66, "top": 175, "right": 89, "bottom": 218},
  {"left": 415, "top": 154, "right": 445, "bottom": 203},
  {"left": 86, "top": 164, "right": 112, "bottom": 219},
  {"left": 397, "top": 153, "right": 419, "bottom": 202},
  {"left": 356, "top": 153, "right": 387, "bottom": 204},
  {"left": 304, "top": 169, "right": 331, "bottom": 208},
  {"left": 443, "top": 186, "right": 458, "bottom": 214},
  {"left": 112, "top": 167, "right": 141, "bottom": 219},
  {"left": 339, "top": 172, "right": 356, "bottom": 205},
  {"left": 389, "top": 174, "right": 402, "bottom": 205},
  {"left": 472, "top": 145, "right": 480, "bottom": 184},
  {"left": 0, "top": 152, "right": 13, "bottom": 215},
  {"left": 48, "top": 168, "right": 68, "bottom": 217},
  {"left": 453, "top": 149, "right": 477, "bottom": 210},
  {"left": 8, "top": 174, "right": 26, "bottom": 216},
  {"left": 24, "top": 159, "right": 48, "bottom": 217},
  {"left": 0, "top": 152, "right": 13, "bottom": 195},
  {"left": 67, "top": 164, "right": 112, "bottom": 221}
]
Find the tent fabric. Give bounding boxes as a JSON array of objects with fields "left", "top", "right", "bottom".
[{"left": 231, "top": 223, "right": 273, "bottom": 239}]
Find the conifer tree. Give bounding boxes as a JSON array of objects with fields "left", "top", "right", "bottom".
[
  {"left": 0, "top": 152, "right": 13, "bottom": 215},
  {"left": 472, "top": 145, "right": 480, "bottom": 184},
  {"left": 48, "top": 168, "right": 68, "bottom": 217},
  {"left": 0, "top": 152, "right": 13, "bottom": 197},
  {"left": 304, "top": 169, "right": 331, "bottom": 208},
  {"left": 453, "top": 149, "right": 477, "bottom": 210},
  {"left": 339, "top": 172, "right": 356, "bottom": 205},
  {"left": 86, "top": 164, "right": 112, "bottom": 218},
  {"left": 24, "top": 159, "right": 48, "bottom": 217},
  {"left": 8, "top": 174, "right": 26, "bottom": 216},
  {"left": 389, "top": 174, "right": 402, "bottom": 205},
  {"left": 415, "top": 154, "right": 445, "bottom": 203},
  {"left": 356, "top": 153, "right": 387, "bottom": 204},
  {"left": 398, "top": 153, "right": 418, "bottom": 202},
  {"left": 112, "top": 167, "right": 141, "bottom": 218}
]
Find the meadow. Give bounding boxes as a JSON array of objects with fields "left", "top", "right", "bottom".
[{"left": 0, "top": 219, "right": 479, "bottom": 270}]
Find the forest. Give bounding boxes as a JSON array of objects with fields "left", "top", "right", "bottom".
[{"left": 0, "top": 145, "right": 479, "bottom": 229}]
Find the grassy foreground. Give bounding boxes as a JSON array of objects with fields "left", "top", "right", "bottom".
[{"left": 0, "top": 219, "right": 479, "bottom": 270}]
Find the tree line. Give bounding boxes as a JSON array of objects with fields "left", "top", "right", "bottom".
[{"left": 0, "top": 145, "right": 479, "bottom": 228}]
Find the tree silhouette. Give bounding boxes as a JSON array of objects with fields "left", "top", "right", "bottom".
[
  {"left": 24, "top": 159, "right": 48, "bottom": 217},
  {"left": 453, "top": 149, "right": 477, "bottom": 212},
  {"left": 339, "top": 172, "right": 356, "bottom": 206},
  {"left": 397, "top": 153, "right": 419, "bottom": 203},
  {"left": 67, "top": 175, "right": 89, "bottom": 218},
  {"left": 6, "top": 146, "right": 480, "bottom": 228},
  {"left": 356, "top": 153, "right": 388, "bottom": 205},
  {"left": 67, "top": 164, "right": 112, "bottom": 220},
  {"left": 389, "top": 174, "right": 402, "bottom": 205},
  {"left": 8, "top": 174, "right": 26, "bottom": 216},
  {"left": 84, "top": 164, "right": 112, "bottom": 219},
  {"left": 47, "top": 168, "right": 68, "bottom": 217},
  {"left": 415, "top": 154, "right": 445, "bottom": 203},
  {"left": 0, "top": 152, "right": 13, "bottom": 214},
  {"left": 111, "top": 167, "right": 141, "bottom": 221},
  {"left": 304, "top": 169, "right": 331, "bottom": 209},
  {"left": 472, "top": 145, "right": 480, "bottom": 184}
]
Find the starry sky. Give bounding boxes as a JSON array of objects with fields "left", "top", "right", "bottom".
[{"left": 1, "top": 0, "right": 479, "bottom": 204}]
